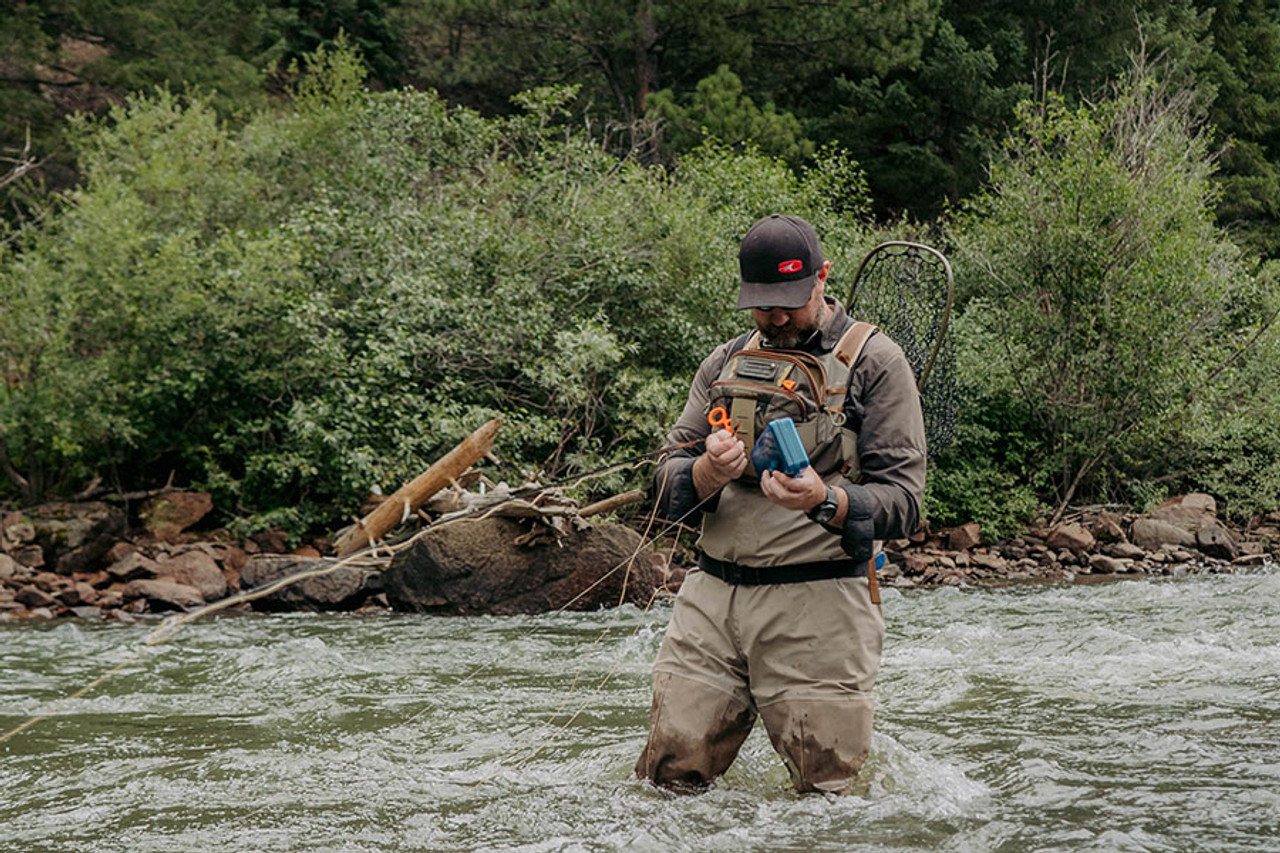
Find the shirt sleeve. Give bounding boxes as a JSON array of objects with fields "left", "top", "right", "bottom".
[
  {"left": 836, "top": 335, "right": 928, "bottom": 561},
  {"left": 650, "top": 343, "right": 732, "bottom": 522}
]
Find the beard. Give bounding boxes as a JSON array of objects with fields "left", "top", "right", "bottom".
[{"left": 755, "top": 317, "right": 818, "bottom": 349}]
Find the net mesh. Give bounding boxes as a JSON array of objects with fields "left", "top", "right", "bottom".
[{"left": 846, "top": 242, "right": 957, "bottom": 455}]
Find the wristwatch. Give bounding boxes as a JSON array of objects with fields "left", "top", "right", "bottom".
[{"left": 807, "top": 485, "right": 839, "bottom": 526}]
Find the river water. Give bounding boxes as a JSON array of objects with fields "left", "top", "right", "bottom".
[{"left": 2, "top": 568, "right": 1278, "bottom": 852}]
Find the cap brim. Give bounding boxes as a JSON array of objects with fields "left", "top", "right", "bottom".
[{"left": 736, "top": 276, "right": 817, "bottom": 310}]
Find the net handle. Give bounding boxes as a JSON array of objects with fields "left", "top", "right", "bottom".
[{"left": 845, "top": 241, "right": 955, "bottom": 391}]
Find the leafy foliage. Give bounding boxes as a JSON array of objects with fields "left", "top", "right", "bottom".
[
  {"left": 0, "top": 46, "right": 875, "bottom": 533},
  {"left": 949, "top": 76, "right": 1279, "bottom": 519}
]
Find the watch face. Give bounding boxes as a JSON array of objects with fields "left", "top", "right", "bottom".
[{"left": 810, "top": 487, "right": 838, "bottom": 524}]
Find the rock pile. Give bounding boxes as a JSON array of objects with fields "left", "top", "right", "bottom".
[
  {"left": 0, "top": 493, "right": 317, "bottom": 622},
  {"left": 2, "top": 490, "right": 1275, "bottom": 621},
  {"left": 880, "top": 493, "right": 1276, "bottom": 589}
]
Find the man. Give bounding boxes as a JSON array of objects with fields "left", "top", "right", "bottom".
[{"left": 634, "top": 213, "right": 927, "bottom": 794}]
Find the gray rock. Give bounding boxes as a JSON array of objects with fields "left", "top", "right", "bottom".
[
  {"left": 969, "top": 552, "right": 1008, "bottom": 572},
  {"left": 106, "top": 551, "right": 159, "bottom": 582},
  {"left": 385, "top": 517, "right": 662, "bottom": 615},
  {"left": 1047, "top": 523, "right": 1095, "bottom": 552},
  {"left": 155, "top": 550, "right": 227, "bottom": 601},
  {"left": 1089, "top": 554, "right": 1128, "bottom": 574},
  {"left": 1196, "top": 523, "right": 1239, "bottom": 561},
  {"left": 1091, "top": 512, "right": 1126, "bottom": 542},
  {"left": 240, "top": 555, "right": 374, "bottom": 611},
  {"left": 10, "top": 544, "right": 44, "bottom": 568},
  {"left": 1106, "top": 541, "right": 1147, "bottom": 560},
  {"left": 1147, "top": 494, "right": 1216, "bottom": 530},
  {"left": 1131, "top": 519, "right": 1196, "bottom": 551},
  {"left": 139, "top": 491, "right": 214, "bottom": 542},
  {"left": 15, "top": 585, "right": 57, "bottom": 608},
  {"left": 0, "top": 552, "right": 20, "bottom": 580},
  {"left": 28, "top": 501, "right": 125, "bottom": 575},
  {"left": 945, "top": 523, "right": 982, "bottom": 551},
  {"left": 122, "top": 578, "right": 204, "bottom": 610}
]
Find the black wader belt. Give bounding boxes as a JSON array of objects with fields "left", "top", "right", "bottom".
[{"left": 699, "top": 553, "right": 868, "bottom": 585}]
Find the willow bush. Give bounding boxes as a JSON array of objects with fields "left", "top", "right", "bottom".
[{"left": 942, "top": 77, "right": 1280, "bottom": 524}]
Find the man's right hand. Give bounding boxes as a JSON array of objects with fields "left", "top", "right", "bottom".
[{"left": 692, "top": 428, "right": 748, "bottom": 498}]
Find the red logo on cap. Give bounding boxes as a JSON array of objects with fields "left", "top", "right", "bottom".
[{"left": 778, "top": 259, "right": 804, "bottom": 274}]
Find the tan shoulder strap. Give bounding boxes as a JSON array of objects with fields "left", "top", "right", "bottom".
[
  {"left": 831, "top": 322, "right": 877, "bottom": 481},
  {"left": 834, "top": 321, "right": 877, "bottom": 367},
  {"left": 826, "top": 321, "right": 877, "bottom": 409},
  {"left": 742, "top": 330, "right": 762, "bottom": 351}
]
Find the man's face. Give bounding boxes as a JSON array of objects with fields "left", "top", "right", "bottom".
[{"left": 751, "top": 276, "right": 827, "bottom": 348}]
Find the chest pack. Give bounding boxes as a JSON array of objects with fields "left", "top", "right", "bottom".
[{"left": 706, "top": 321, "right": 878, "bottom": 479}]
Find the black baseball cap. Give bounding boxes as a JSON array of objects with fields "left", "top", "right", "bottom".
[{"left": 737, "top": 213, "right": 825, "bottom": 310}]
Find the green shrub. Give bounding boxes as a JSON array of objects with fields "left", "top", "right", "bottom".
[
  {"left": 0, "top": 45, "right": 876, "bottom": 535},
  {"left": 950, "top": 76, "right": 1278, "bottom": 520}
]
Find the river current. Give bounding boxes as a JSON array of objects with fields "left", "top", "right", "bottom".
[{"left": 2, "top": 568, "right": 1278, "bottom": 852}]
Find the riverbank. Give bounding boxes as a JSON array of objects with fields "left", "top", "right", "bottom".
[{"left": 1, "top": 491, "right": 1275, "bottom": 622}]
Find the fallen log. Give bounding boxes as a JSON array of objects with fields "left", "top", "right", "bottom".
[{"left": 335, "top": 418, "right": 502, "bottom": 556}]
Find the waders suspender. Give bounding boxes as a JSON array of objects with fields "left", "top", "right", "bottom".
[{"left": 829, "top": 321, "right": 878, "bottom": 479}]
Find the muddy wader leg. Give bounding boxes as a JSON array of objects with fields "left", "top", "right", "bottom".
[
  {"left": 634, "top": 671, "right": 757, "bottom": 792},
  {"left": 757, "top": 697, "right": 874, "bottom": 794}
]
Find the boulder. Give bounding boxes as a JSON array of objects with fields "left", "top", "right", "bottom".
[
  {"left": 10, "top": 544, "right": 44, "bottom": 568},
  {"left": 1106, "top": 541, "right": 1147, "bottom": 560},
  {"left": 106, "top": 551, "right": 159, "bottom": 582},
  {"left": 1047, "top": 523, "right": 1095, "bottom": 553},
  {"left": 15, "top": 585, "right": 57, "bottom": 608},
  {"left": 247, "top": 528, "right": 291, "bottom": 554},
  {"left": 155, "top": 550, "right": 227, "bottom": 601},
  {"left": 945, "top": 523, "right": 982, "bottom": 551},
  {"left": 122, "top": 578, "right": 204, "bottom": 611},
  {"left": 27, "top": 501, "right": 125, "bottom": 575},
  {"left": 0, "top": 552, "right": 20, "bottom": 580},
  {"left": 1089, "top": 554, "right": 1127, "bottom": 574},
  {"left": 1148, "top": 493, "right": 1217, "bottom": 530},
  {"left": 139, "top": 491, "right": 213, "bottom": 542},
  {"left": 1131, "top": 518, "right": 1196, "bottom": 551},
  {"left": 968, "top": 552, "right": 1008, "bottom": 572},
  {"left": 1195, "top": 523, "right": 1239, "bottom": 561},
  {"left": 1, "top": 513, "right": 34, "bottom": 551},
  {"left": 56, "top": 581, "right": 98, "bottom": 606},
  {"left": 1090, "top": 512, "right": 1126, "bottom": 543},
  {"left": 384, "top": 517, "right": 662, "bottom": 615},
  {"left": 240, "top": 554, "right": 375, "bottom": 611}
]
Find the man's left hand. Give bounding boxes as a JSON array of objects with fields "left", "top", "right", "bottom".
[{"left": 759, "top": 466, "right": 826, "bottom": 512}]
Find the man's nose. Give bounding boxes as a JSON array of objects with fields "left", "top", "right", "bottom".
[{"left": 767, "top": 308, "right": 791, "bottom": 325}]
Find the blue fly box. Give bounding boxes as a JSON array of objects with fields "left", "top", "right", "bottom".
[{"left": 750, "top": 417, "right": 810, "bottom": 477}]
